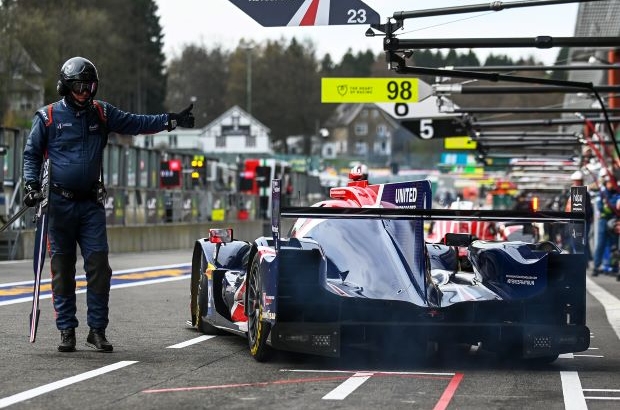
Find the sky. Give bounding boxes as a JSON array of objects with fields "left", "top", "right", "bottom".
[{"left": 154, "top": 0, "right": 580, "bottom": 66}]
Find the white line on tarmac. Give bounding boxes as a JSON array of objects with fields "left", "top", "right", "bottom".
[
  {"left": 0, "top": 361, "right": 138, "bottom": 408},
  {"left": 0, "top": 275, "right": 190, "bottom": 307},
  {"left": 573, "top": 354, "right": 604, "bottom": 358},
  {"left": 281, "top": 369, "right": 455, "bottom": 376},
  {"left": 281, "top": 369, "right": 456, "bottom": 401},
  {"left": 0, "top": 263, "right": 190, "bottom": 287},
  {"left": 0, "top": 259, "right": 29, "bottom": 265},
  {"left": 561, "top": 371, "right": 587, "bottom": 410},
  {"left": 322, "top": 372, "right": 374, "bottom": 400},
  {"left": 586, "top": 276, "right": 620, "bottom": 341},
  {"left": 167, "top": 335, "right": 216, "bottom": 349}
]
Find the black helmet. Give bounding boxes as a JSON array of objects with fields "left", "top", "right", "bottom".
[{"left": 57, "top": 57, "right": 99, "bottom": 100}]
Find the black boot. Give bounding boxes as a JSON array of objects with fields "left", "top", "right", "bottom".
[
  {"left": 58, "top": 329, "right": 76, "bottom": 352},
  {"left": 86, "top": 328, "right": 113, "bottom": 352}
]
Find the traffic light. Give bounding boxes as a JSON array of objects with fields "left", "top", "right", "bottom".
[
  {"left": 160, "top": 159, "right": 182, "bottom": 188},
  {"left": 191, "top": 155, "right": 206, "bottom": 187},
  {"left": 530, "top": 196, "right": 539, "bottom": 212}
]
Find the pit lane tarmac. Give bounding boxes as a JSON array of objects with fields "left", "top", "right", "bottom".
[{"left": 1, "top": 250, "right": 620, "bottom": 409}]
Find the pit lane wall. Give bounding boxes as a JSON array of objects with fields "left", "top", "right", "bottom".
[
  {"left": 4, "top": 185, "right": 298, "bottom": 259},
  {"left": 16, "top": 220, "right": 268, "bottom": 259}
]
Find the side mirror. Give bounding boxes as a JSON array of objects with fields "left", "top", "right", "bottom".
[
  {"left": 209, "top": 228, "right": 233, "bottom": 244},
  {"left": 444, "top": 233, "right": 475, "bottom": 247}
]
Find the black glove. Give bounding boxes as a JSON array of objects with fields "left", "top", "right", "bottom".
[
  {"left": 167, "top": 103, "right": 195, "bottom": 131},
  {"left": 23, "top": 181, "right": 42, "bottom": 207}
]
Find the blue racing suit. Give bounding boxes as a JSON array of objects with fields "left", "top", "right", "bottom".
[
  {"left": 23, "top": 98, "right": 169, "bottom": 331},
  {"left": 593, "top": 186, "right": 620, "bottom": 272}
]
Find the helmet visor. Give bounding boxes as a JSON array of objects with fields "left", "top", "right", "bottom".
[{"left": 70, "top": 81, "right": 97, "bottom": 95}]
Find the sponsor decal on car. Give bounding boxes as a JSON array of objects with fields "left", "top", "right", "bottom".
[{"left": 505, "top": 274, "right": 537, "bottom": 286}]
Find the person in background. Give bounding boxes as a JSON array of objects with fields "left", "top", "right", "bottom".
[
  {"left": 513, "top": 192, "right": 531, "bottom": 211},
  {"left": 545, "top": 195, "right": 564, "bottom": 246},
  {"left": 22, "top": 56, "right": 195, "bottom": 352},
  {"left": 591, "top": 169, "right": 620, "bottom": 277}
]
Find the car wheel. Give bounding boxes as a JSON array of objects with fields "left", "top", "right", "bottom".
[
  {"left": 247, "top": 255, "right": 271, "bottom": 361},
  {"left": 194, "top": 251, "right": 220, "bottom": 335}
]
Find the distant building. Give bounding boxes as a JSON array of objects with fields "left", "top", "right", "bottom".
[
  {"left": 134, "top": 105, "right": 272, "bottom": 156},
  {"left": 565, "top": 0, "right": 620, "bottom": 104},
  {"left": 323, "top": 103, "right": 401, "bottom": 166},
  {"left": 200, "top": 105, "right": 271, "bottom": 155},
  {"left": 320, "top": 102, "right": 446, "bottom": 168},
  {"left": 0, "top": 41, "right": 44, "bottom": 125},
  {"left": 563, "top": 1, "right": 620, "bottom": 148}
]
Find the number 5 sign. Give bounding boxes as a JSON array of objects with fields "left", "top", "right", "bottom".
[{"left": 401, "top": 118, "right": 469, "bottom": 140}]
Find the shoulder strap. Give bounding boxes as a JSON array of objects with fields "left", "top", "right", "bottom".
[
  {"left": 91, "top": 100, "right": 109, "bottom": 143},
  {"left": 91, "top": 100, "right": 108, "bottom": 186},
  {"left": 36, "top": 103, "right": 55, "bottom": 127},
  {"left": 92, "top": 100, "right": 107, "bottom": 124}
]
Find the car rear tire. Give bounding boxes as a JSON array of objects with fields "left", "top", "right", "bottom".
[
  {"left": 247, "top": 255, "right": 271, "bottom": 361},
  {"left": 194, "top": 251, "right": 221, "bottom": 335}
]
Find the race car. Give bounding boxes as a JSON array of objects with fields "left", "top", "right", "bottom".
[{"left": 189, "top": 171, "right": 589, "bottom": 363}]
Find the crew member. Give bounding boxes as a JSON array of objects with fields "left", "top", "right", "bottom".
[{"left": 23, "top": 57, "right": 195, "bottom": 352}]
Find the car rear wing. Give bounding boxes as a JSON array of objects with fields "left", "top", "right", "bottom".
[
  {"left": 279, "top": 206, "right": 583, "bottom": 223},
  {"left": 272, "top": 179, "right": 587, "bottom": 248},
  {"left": 280, "top": 206, "right": 584, "bottom": 235},
  {"left": 271, "top": 179, "right": 281, "bottom": 250}
]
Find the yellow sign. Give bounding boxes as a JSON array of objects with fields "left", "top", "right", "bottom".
[
  {"left": 321, "top": 78, "right": 420, "bottom": 103},
  {"left": 211, "top": 209, "right": 225, "bottom": 221},
  {"left": 444, "top": 136, "right": 477, "bottom": 150}
]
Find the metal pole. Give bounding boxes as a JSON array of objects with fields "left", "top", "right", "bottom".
[
  {"left": 435, "top": 84, "right": 620, "bottom": 94},
  {"left": 475, "top": 131, "right": 580, "bottom": 137},
  {"left": 387, "top": 37, "right": 620, "bottom": 50},
  {"left": 452, "top": 107, "right": 620, "bottom": 114},
  {"left": 246, "top": 50, "right": 252, "bottom": 116},
  {"left": 444, "top": 64, "right": 620, "bottom": 72},
  {"left": 393, "top": 0, "right": 606, "bottom": 20},
  {"left": 475, "top": 136, "right": 580, "bottom": 142},
  {"left": 472, "top": 117, "right": 620, "bottom": 128},
  {"left": 477, "top": 141, "right": 582, "bottom": 147}
]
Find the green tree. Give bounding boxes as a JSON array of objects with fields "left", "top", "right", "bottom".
[
  {"left": 0, "top": 0, "right": 19, "bottom": 122},
  {"left": 319, "top": 53, "right": 335, "bottom": 75},
  {"left": 246, "top": 38, "right": 324, "bottom": 153},
  {"left": 91, "top": 0, "right": 167, "bottom": 113},
  {"left": 551, "top": 47, "right": 569, "bottom": 81},
  {"left": 484, "top": 53, "right": 515, "bottom": 66},
  {"left": 7, "top": 0, "right": 166, "bottom": 116},
  {"left": 331, "top": 49, "right": 376, "bottom": 77},
  {"left": 167, "top": 45, "right": 229, "bottom": 127}
]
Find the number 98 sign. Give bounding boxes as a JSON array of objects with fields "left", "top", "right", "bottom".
[
  {"left": 386, "top": 81, "right": 414, "bottom": 102},
  {"left": 321, "top": 78, "right": 420, "bottom": 103}
]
